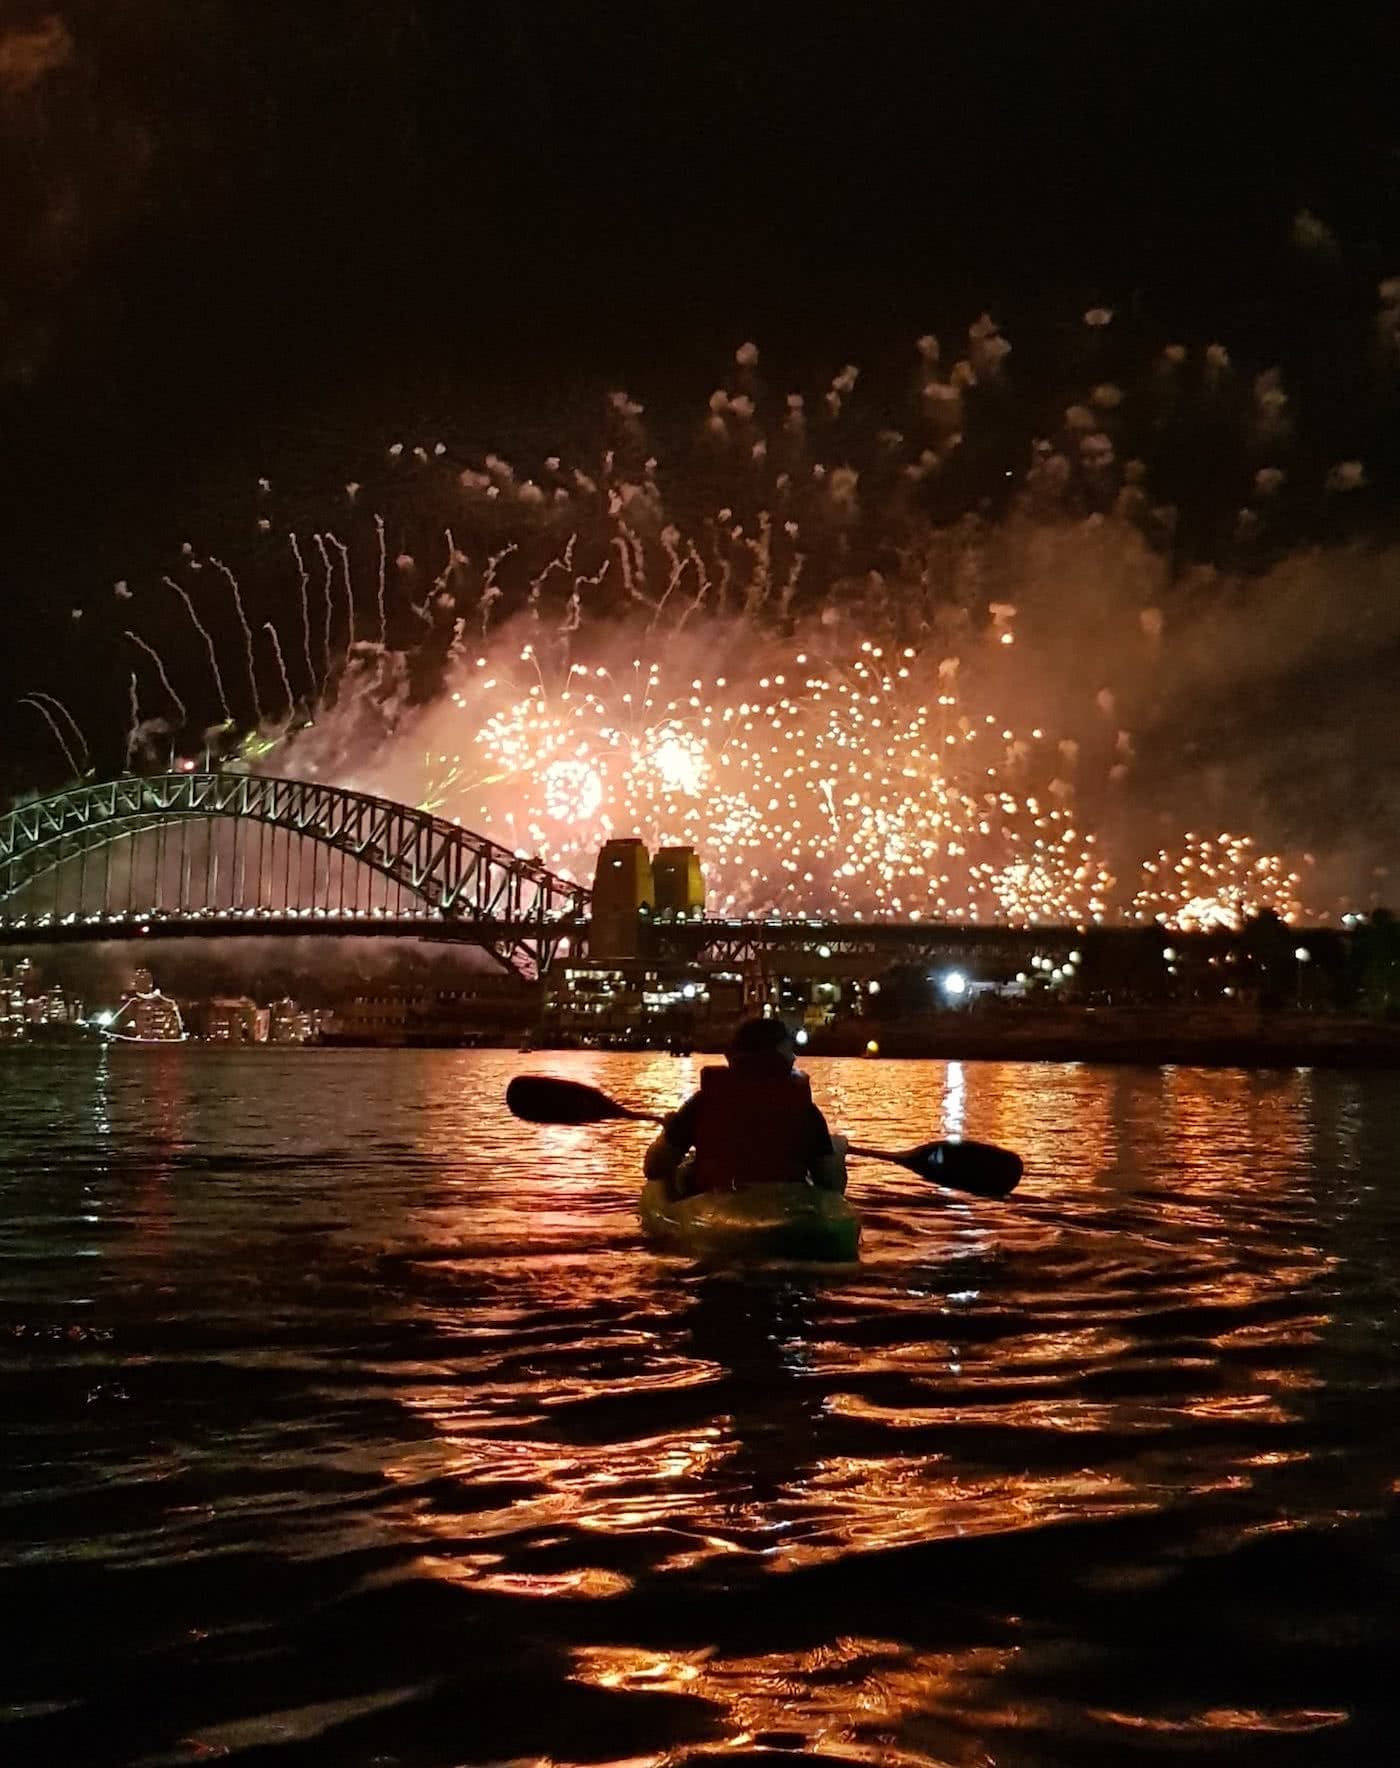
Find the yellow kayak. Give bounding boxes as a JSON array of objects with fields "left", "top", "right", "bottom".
[{"left": 638, "top": 1179, "right": 861, "bottom": 1263}]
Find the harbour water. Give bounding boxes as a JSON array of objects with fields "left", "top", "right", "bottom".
[{"left": 3, "top": 1047, "right": 1398, "bottom": 1766}]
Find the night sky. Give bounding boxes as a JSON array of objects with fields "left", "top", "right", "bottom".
[{"left": 4, "top": 3, "right": 1400, "bottom": 788}]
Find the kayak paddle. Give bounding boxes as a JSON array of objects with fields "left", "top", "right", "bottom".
[
  {"left": 845, "top": 1136, "right": 1022, "bottom": 1199},
  {"left": 506, "top": 1074, "right": 664, "bottom": 1125},
  {"left": 505, "top": 1074, "right": 1023, "bottom": 1200}
]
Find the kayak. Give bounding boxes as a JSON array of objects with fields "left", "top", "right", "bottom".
[{"left": 638, "top": 1179, "right": 861, "bottom": 1263}]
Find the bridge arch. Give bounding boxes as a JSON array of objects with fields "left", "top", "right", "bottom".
[{"left": 0, "top": 772, "right": 590, "bottom": 973}]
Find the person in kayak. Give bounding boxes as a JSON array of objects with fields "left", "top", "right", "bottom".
[{"left": 643, "top": 1016, "right": 849, "bottom": 1197}]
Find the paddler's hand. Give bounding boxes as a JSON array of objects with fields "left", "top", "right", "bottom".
[
  {"left": 812, "top": 1133, "right": 849, "bottom": 1192},
  {"left": 643, "top": 1127, "right": 686, "bottom": 1185}
]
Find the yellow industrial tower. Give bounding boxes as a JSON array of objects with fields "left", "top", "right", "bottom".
[
  {"left": 590, "top": 838, "right": 655, "bottom": 959},
  {"left": 652, "top": 846, "right": 705, "bottom": 917}
]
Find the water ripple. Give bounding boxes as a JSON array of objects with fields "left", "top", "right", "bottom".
[{"left": 2, "top": 1046, "right": 1399, "bottom": 1765}]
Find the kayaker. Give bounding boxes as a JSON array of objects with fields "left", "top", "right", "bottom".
[{"left": 643, "top": 1016, "right": 849, "bottom": 1196}]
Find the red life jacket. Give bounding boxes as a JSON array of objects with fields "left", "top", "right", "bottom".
[{"left": 689, "top": 1060, "right": 816, "bottom": 1192}]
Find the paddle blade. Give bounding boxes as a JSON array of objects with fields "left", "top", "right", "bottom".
[
  {"left": 506, "top": 1074, "right": 635, "bottom": 1126},
  {"left": 898, "top": 1138, "right": 1023, "bottom": 1199}
]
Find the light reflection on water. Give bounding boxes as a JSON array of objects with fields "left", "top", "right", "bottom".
[{"left": 2, "top": 1046, "right": 1399, "bottom": 1765}]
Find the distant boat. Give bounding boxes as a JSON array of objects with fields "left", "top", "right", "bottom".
[{"left": 98, "top": 987, "right": 187, "bottom": 1044}]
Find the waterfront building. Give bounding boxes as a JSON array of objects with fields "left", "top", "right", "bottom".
[
  {"left": 268, "top": 997, "right": 313, "bottom": 1043},
  {"left": 1, "top": 961, "right": 86, "bottom": 1040},
  {"left": 326, "top": 974, "right": 538, "bottom": 1046},
  {"left": 204, "top": 997, "right": 265, "bottom": 1043}
]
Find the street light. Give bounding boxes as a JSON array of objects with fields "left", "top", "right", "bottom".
[
  {"left": 942, "top": 970, "right": 968, "bottom": 999},
  {"left": 1294, "top": 945, "right": 1311, "bottom": 1008}
]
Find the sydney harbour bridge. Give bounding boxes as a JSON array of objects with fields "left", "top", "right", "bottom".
[
  {"left": 0, "top": 772, "right": 1094, "bottom": 978},
  {"left": 0, "top": 773, "right": 593, "bottom": 976}
]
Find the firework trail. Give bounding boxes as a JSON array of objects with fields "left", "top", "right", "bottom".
[
  {"left": 263, "top": 622, "right": 295, "bottom": 716},
  {"left": 162, "top": 575, "right": 232, "bottom": 721},
  {"left": 480, "top": 543, "right": 517, "bottom": 634},
  {"left": 326, "top": 531, "right": 354, "bottom": 658},
  {"left": 124, "top": 672, "right": 141, "bottom": 764},
  {"left": 374, "top": 513, "right": 387, "bottom": 647},
  {"left": 424, "top": 527, "right": 464, "bottom": 627},
  {"left": 29, "top": 692, "right": 90, "bottom": 770},
  {"left": 289, "top": 534, "right": 317, "bottom": 696},
  {"left": 313, "top": 533, "right": 335, "bottom": 680},
  {"left": 611, "top": 533, "right": 634, "bottom": 598},
  {"left": 209, "top": 556, "right": 263, "bottom": 723},
  {"left": 124, "top": 631, "right": 187, "bottom": 725},
  {"left": 18, "top": 697, "right": 83, "bottom": 778}
]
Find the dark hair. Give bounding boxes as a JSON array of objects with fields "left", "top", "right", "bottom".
[{"left": 728, "top": 1016, "right": 795, "bottom": 1055}]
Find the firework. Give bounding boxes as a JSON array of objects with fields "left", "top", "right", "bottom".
[
  {"left": 313, "top": 533, "right": 335, "bottom": 680},
  {"left": 125, "top": 631, "right": 187, "bottom": 725},
  {"left": 36, "top": 314, "right": 1391, "bottom": 923},
  {"left": 263, "top": 622, "right": 295, "bottom": 717},
  {"left": 289, "top": 534, "right": 317, "bottom": 697},
  {"left": 209, "top": 557, "right": 263, "bottom": 723},
  {"left": 374, "top": 513, "right": 387, "bottom": 647},
  {"left": 30, "top": 693, "right": 90, "bottom": 770},
  {"left": 18, "top": 697, "right": 83, "bottom": 778},
  {"left": 409, "top": 628, "right": 1125, "bottom": 923},
  {"left": 153, "top": 500, "right": 1322, "bottom": 927},
  {"left": 1130, "top": 835, "right": 1304, "bottom": 931},
  {"left": 162, "top": 575, "right": 231, "bottom": 721},
  {"left": 326, "top": 531, "right": 354, "bottom": 659},
  {"left": 259, "top": 497, "right": 1321, "bottom": 928},
  {"left": 124, "top": 672, "right": 141, "bottom": 764}
]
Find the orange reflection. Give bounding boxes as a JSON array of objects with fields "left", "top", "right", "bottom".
[
  {"left": 1090, "top": 1705, "right": 1348, "bottom": 1734},
  {"left": 571, "top": 1638, "right": 1020, "bottom": 1766},
  {"left": 356, "top": 1050, "right": 1352, "bottom": 1762}
]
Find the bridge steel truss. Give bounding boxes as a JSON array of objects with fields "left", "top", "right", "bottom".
[
  {"left": 0, "top": 773, "right": 590, "bottom": 974},
  {"left": 647, "top": 916, "right": 1081, "bottom": 971}
]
